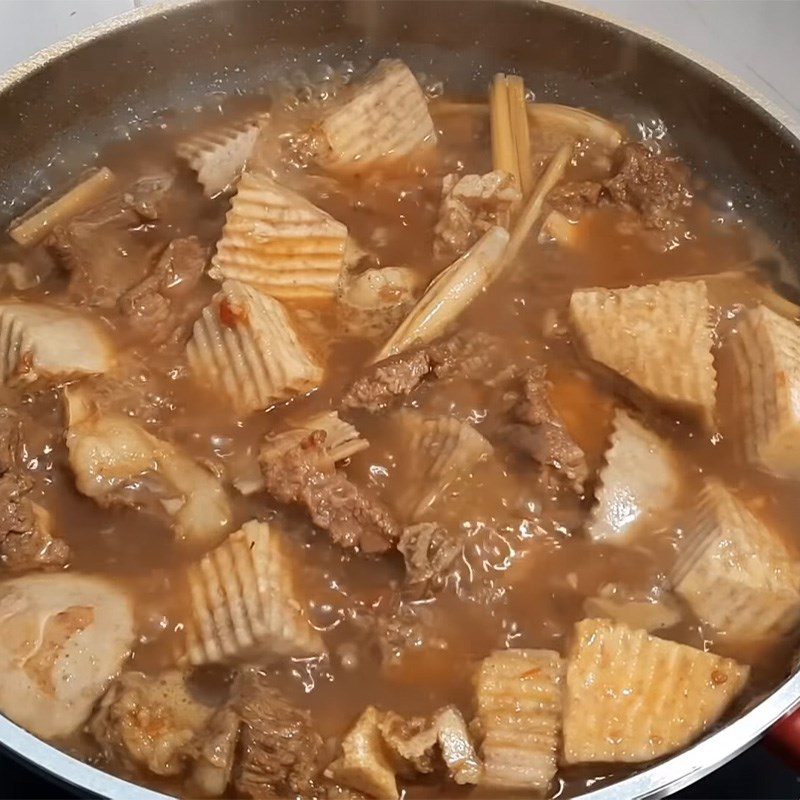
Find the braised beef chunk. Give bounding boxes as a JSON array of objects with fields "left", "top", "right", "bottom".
[
  {"left": 0, "top": 408, "right": 24, "bottom": 473},
  {"left": 398, "top": 523, "right": 462, "bottom": 589},
  {"left": 233, "top": 672, "right": 323, "bottom": 800},
  {"left": 549, "top": 143, "right": 692, "bottom": 229},
  {"left": 47, "top": 200, "right": 150, "bottom": 308},
  {"left": 0, "top": 473, "right": 69, "bottom": 572},
  {"left": 341, "top": 332, "right": 498, "bottom": 412},
  {"left": 503, "top": 366, "right": 588, "bottom": 490},
  {"left": 122, "top": 173, "right": 176, "bottom": 221},
  {"left": 261, "top": 430, "right": 399, "bottom": 552},
  {"left": 119, "top": 236, "right": 208, "bottom": 344}
]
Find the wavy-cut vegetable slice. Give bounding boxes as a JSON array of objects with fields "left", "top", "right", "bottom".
[
  {"left": 209, "top": 171, "right": 348, "bottom": 299},
  {"left": 588, "top": 409, "right": 682, "bottom": 543},
  {"left": 176, "top": 114, "right": 267, "bottom": 197},
  {"left": 185, "top": 520, "right": 324, "bottom": 665},
  {"left": 0, "top": 302, "right": 115, "bottom": 389},
  {"left": 0, "top": 573, "right": 134, "bottom": 738},
  {"left": 474, "top": 648, "right": 564, "bottom": 792},
  {"left": 673, "top": 480, "right": 800, "bottom": 639},
  {"left": 732, "top": 304, "right": 800, "bottom": 479},
  {"left": 395, "top": 410, "right": 493, "bottom": 519},
  {"left": 375, "top": 226, "right": 509, "bottom": 361},
  {"left": 65, "top": 386, "right": 232, "bottom": 548},
  {"left": 570, "top": 280, "right": 717, "bottom": 425},
  {"left": 187, "top": 280, "right": 322, "bottom": 414},
  {"left": 314, "top": 59, "right": 437, "bottom": 171},
  {"left": 562, "top": 618, "right": 749, "bottom": 764}
]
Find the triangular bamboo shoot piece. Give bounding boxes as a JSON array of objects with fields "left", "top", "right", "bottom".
[
  {"left": 673, "top": 480, "right": 800, "bottom": 639},
  {"left": 570, "top": 280, "right": 717, "bottom": 425},
  {"left": 185, "top": 520, "right": 325, "bottom": 665},
  {"left": 562, "top": 618, "right": 748, "bottom": 764},
  {"left": 186, "top": 280, "right": 322, "bottom": 414},
  {"left": 209, "top": 171, "right": 348, "bottom": 299},
  {"left": 314, "top": 59, "right": 437, "bottom": 171}
]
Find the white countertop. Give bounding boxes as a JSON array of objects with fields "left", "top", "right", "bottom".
[{"left": 1, "top": 0, "right": 799, "bottom": 124}]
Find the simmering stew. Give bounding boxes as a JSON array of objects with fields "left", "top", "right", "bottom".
[{"left": 1, "top": 58, "right": 799, "bottom": 799}]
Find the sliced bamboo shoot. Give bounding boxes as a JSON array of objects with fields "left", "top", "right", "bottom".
[
  {"left": 9, "top": 168, "right": 117, "bottom": 247},
  {"left": 374, "top": 226, "right": 509, "bottom": 361}
]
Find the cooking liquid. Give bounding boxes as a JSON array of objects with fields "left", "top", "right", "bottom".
[{"left": 2, "top": 77, "right": 798, "bottom": 798}]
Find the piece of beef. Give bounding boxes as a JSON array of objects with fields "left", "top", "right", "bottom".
[
  {"left": 0, "top": 408, "right": 24, "bottom": 474},
  {"left": 341, "top": 333, "right": 499, "bottom": 413},
  {"left": 0, "top": 473, "right": 69, "bottom": 572},
  {"left": 502, "top": 366, "right": 588, "bottom": 491},
  {"left": 122, "top": 173, "right": 176, "bottom": 221},
  {"left": 233, "top": 672, "right": 323, "bottom": 800},
  {"left": 119, "top": 237, "right": 208, "bottom": 344},
  {"left": 261, "top": 430, "right": 399, "bottom": 553},
  {"left": 603, "top": 143, "right": 692, "bottom": 230},
  {"left": 47, "top": 200, "right": 151, "bottom": 308},
  {"left": 366, "top": 602, "right": 448, "bottom": 670},
  {"left": 397, "top": 523, "right": 462, "bottom": 589},
  {"left": 549, "top": 143, "right": 692, "bottom": 230}
]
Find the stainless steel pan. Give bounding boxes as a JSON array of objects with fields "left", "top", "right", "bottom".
[{"left": 1, "top": 1, "right": 799, "bottom": 797}]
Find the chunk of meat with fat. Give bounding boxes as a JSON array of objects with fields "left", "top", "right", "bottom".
[
  {"left": 314, "top": 59, "right": 437, "bottom": 171},
  {"left": 672, "top": 480, "right": 800, "bottom": 639},
  {"left": 563, "top": 618, "right": 748, "bottom": 764},
  {"left": 502, "top": 365, "right": 588, "bottom": 491},
  {"left": 233, "top": 671, "right": 323, "bottom": 799},
  {"left": 176, "top": 114, "right": 268, "bottom": 197},
  {"left": 337, "top": 267, "right": 419, "bottom": 340},
  {"left": 732, "top": 304, "right": 800, "bottom": 479},
  {"left": 184, "top": 520, "right": 325, "bottom": 665},
  {"left": 394, "top": 410, "right": 493, "bottom": 519},
  {"left": 187, "top": 279, "right": 323, "bottom": 415},
  {"left": 474, "top": 649, "right": 563, "bottom": 793},
  {"left": 0, "top": 302, "right": 114, "bottom": 389},
  {"left": 260, "top": 430, "right": 399, "bottom": 553},
  {"left": 64, "top": 385, "right": 232, "bottom": 548},
  {"left": 209, "top": 171, "right": 348, "bottom": 299},
  {"left": 588, "top": 408, "right": 682, "bottom": 543},
  {"left": 570, "top": 279, "right": 717, "bottom": 425},
  {"left": 0, "top": 573, "right": 134, "bottom": 738},
  {"left": 119, "top": 236, "right": 208, "bottom": 345},
  {"left": 397, "top": 522, "right": 462, "bottom": 588},
  {"left": 433, "top": 170, "right": 520, "bottom": 261},
  {"left": 0, "top": 475, "right": 69, "bottom": 573},
  {"left": 341, "top": 332, "right": 500, "bottom": 412}
]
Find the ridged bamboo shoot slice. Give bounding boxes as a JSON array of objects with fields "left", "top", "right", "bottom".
[
  {"left": 673, "top": 480, "right": 800, "bottom": 639},
  {"left": 176, "top": 114, "right": 267, "bottom": 197},
  {"left": 562, "top": 618, "right": 748, "bottom": 764},
  {"left": 475, "top": 648, "right": 564, "bottom": 792},
  {"left": 185, "top": 520, "right": 324, "bottom": 665},
  {"left": 187, "top": 280, "right": 322, "bottom": 414},
  {"left": 315, "top": 59, "right": 436, "bottom": 171},
  {"left": 209, "top": 171, "right": 348, "bottom": 299},
  {"left": 395, "top": 410, "right": 493, "bottom": 519},
  {"left": 732, "top": 304, "right": 800, "bottom": 479},
  {"left": 570, "top": 280, "right": 717, "bottom": 424},
  {"left": 588, "top": 409, "right": 682, "bottom": 543}
]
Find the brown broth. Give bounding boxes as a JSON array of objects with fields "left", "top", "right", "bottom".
[{"left": 1, "top": 74, "right": 798, "bottom": 800}]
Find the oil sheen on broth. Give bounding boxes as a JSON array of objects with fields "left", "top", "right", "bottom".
[{"left": 0, "top": 59, "right": 798, "bottom": 800}]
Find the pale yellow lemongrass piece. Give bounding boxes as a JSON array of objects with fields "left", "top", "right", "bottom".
[
  {"left": 490, "top": 75, "right": 519, "bottom": 184},
  {"left": 9, "top": 167, "right": 117, "bottom": 247},
  {"left": 527, "top": 103, "right": 623, "bottom": 149},
  {"left": 373, "top": 225, "right": 509, "bottom": 362},
  {"left": 507, "top": 76, "right": 533, "bottom": 196},
  {"left": 503, "top": 142, "right": 572, "bottom": 266}
]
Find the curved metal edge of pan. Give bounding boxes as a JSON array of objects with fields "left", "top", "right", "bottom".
[{"left": 0, "top": 1, "right": 798, "bottom": 798}]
